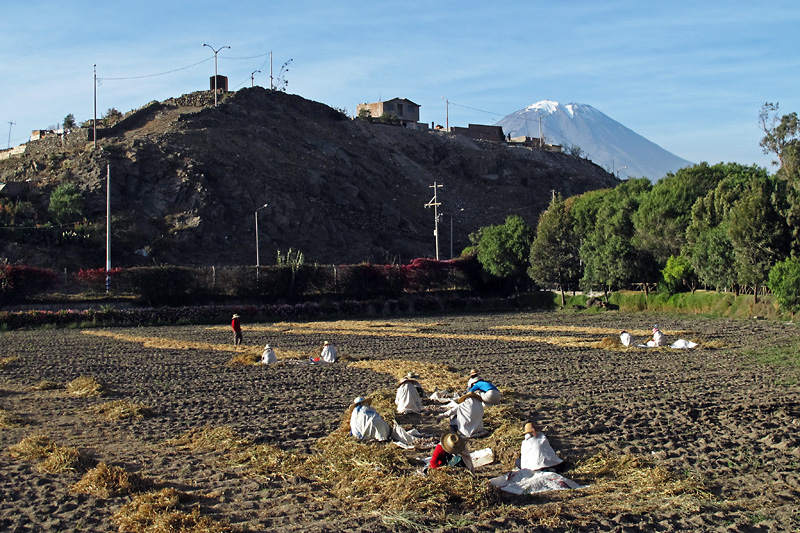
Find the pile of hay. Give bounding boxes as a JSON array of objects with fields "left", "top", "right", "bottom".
[
  {"left": 0, "top": 355, "right": 19, "bottom": 368},
  {"left": 166, "top": 425, "right": 251, "bottom": 454},
  {"left": 8, "top": 434, "right": 91, "bottom": 474},
  {"left": 111, "top": 487, "right": 234, "bottom": 533},
  {"left": 71, "top": 462, "right": 152, "bottom": 498},
  {"left": 93, "top": 400, "right": 153, "bottom": 421},
  {"left": 66, "top": 376, "right": 108, "bottom": 397},
  {"left": 228, "top": 443, "right": 305, "bottom": 480}
]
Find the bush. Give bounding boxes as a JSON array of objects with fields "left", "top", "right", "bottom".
[
  {"left": 48, "top": 183, "right": 84, "bottom": 224},
  {"left": 77, "top": 268, "right": 122, "bottom": 291},
  {"left": 768, "top": 257, "right": 800, "bottom": 314}
]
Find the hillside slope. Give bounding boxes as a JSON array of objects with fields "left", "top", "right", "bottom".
[{"left": 0, "top": 88, "right": 619, "bottom": 268}]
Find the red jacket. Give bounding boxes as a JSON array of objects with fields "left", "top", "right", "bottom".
[
  {"left": 232, "top": 318, "right": 241, "bottom": 332},
  {"left": 430, "top": 444, "right": 452, "bottom": 469}
]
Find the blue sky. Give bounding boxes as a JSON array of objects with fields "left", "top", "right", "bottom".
[{"left": 2, "top": 0, "right": 798, "bottom": 172}]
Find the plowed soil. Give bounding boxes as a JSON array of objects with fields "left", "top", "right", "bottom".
[{"left": 1, "top": 311, "right": 798, "bottom": 532}]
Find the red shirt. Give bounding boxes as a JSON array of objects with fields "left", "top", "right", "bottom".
[
  {"left": 430, "top": 444, "right": 452, "bottom": 469},
  {"left": 232, "top": 318, "right": 241, "bottom": 332}
]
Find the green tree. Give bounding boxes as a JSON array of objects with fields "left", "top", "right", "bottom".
[
  {"left": 768, "top": 257, "right": 800, "bottom": 314},
  {"left": 63, "top": 113, "right": 76, "bottom": 130},
  {"left": 357, "top": 108, "right": 372, "bottom": 120},
  {"left": 661, "top": 254, "right": 696, "bottom": 294},
  {"left": 476, "top": 214, "right": 534, "bottom": 282},
  {"left": 528, "top": 194, "right": 580, "bottom": 306},
  {"left": 378, "top": 112, "right": 400, "bottom": 126},
  {"left": 728, "top": 178, "right": 791, "bottom": 302},
  {"left": 48, "top": 183, "right": 84, "bottom": 224},
  {"left": 633, "top": 163, "right": 728, "bottom": 266},
  {"left": 102, "top": 108, "right": 123, "bottom": 127}
]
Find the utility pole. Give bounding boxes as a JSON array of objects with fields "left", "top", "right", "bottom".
[
  {"left": 441, "top": 97, "right": 449, "bottom": 130},
  {"left": 538, "top": 111, "right": 551, "bottom": 148},
  {"left": 93, "top": 65, "right": 97, "bottom": 150},
  {"left": 251, "top": 70, "right": 261, "bottom": 87},
  {"left": 203, "top": 43, "right": 230, "bottom": 106},
  {"left": 255, "top": 203, "right": 269, "bottom": 267},
  {"left": 424, "top": 182, "right": 443, "bottom": 260},
  {"left": 6, "top": 121, "right": 14, "bottom": 149},
  {"left": 105, "top": 164, "right": 111, "bottom": 293},
  {"left": 270, "top": 51, "right": 273, "bottom": 90}
]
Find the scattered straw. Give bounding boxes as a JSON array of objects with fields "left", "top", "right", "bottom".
[
  {"left": 71, "top": 462, "right": 152, "bottom": 498},
  {"left": 66, "top": 376, "right": 108, "bottom": 397},
  {"left": 8, "top": 434, "right": 91, "bottom": 473},
  {"left": 93, "top": 400, "right": 153, "bottom": 421},
  {"left": 349, "top": 359, "right": 464, "bottom": 392},
  {"left": 228, "top": 443, "right": 305, "bottom": 479},
  {"left": 0, "top": 356, "right": 19, "bottom": 368},
  {"left": 166, "top": 425, "right": 251, "bottom": 454},
  {"left": 0, "top": 408, "right": 29, "bottom": 428},
  {"left": 31, "top": 380, "right": 62, "bottom": 390},
  {"left": 111, "top": 487, "right": 235, "bottom": 533}
]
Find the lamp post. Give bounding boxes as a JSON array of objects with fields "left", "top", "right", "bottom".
[
  {"left": 616, "top": 166, "right": 628, "bottom": 179},
  {"left": 6, "top": 121, "right": 14, "bottom": 149},
  {"left": 250, "top": 70, "right": 261, "bottom": 88},
  {"left": 538, "top": 111, "right": 552, "bottom": 148},
  {"left": 255, "top": 203, "right": 268, "bottom": 267},
  {"left": 203, "top": 43, "right": 230, "bottom": 106},
  {"left": 424, "top": 182, "right": 443, "bottom": 260}
]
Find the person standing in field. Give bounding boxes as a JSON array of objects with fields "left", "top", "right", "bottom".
[{"left": 231, "top": 314, "right": 243, "bottom": 345}]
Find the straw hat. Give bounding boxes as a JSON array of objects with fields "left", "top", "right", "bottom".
[
  {"left": 232, "top": 314, "right": 240, "bottom": 319},
  {"left": 469, "top": 369, "right": 479, "bottom": 377},
  {"left": 324, "top": 341, "right": 330, "bottom": 345},
  {"left": 399, "top": 371, "right": 420, "bottom": 384},
  {"left": 264, "top": 344, "right": 271, "bottom": 349},
  {"left": 441, "top": 432, "right": 466, "bottom": 454},
  {"left": 523, "top": 422, "right": 536, "bottom": 435},
  {"left": 353, "top": 396, "right": 371, "bottom": 406}
]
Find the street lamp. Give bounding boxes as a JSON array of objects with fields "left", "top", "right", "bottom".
[
  {"left": 254, "top": 203, "right": 268, "bottom": 267},
  {"left": 251, "top": 70, "right": 261, "bottom": 88},
  {"left": 203, "top": 43, "right": 230, "bottom": 106},
  {"left": 538, "top": 111, "right": 552, "bottom": 148},
  {"left": 616, "top": 166, "right": 628, "bottom": 179},
  {"left": 7, "top": 121, "right": 15, "bottom": 149}
]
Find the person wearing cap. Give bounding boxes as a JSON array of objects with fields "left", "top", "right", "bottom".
[
  {"left": 619, "top": 330, "right": 633, "bottom": 347},
  {"left": 460, "top": 370, "right": 501, "bottom": 406},
  {"left": 349, "top": 396, "right": 391, "bottom": 442},
  {"left": 395, "top": 372, "right": 424, "bottom": 414},
  {"left": 320, "top": 341, "right": 337, "bottom": 363},
  {"left": 646, "top": 325, "right": 664, "bottom": 347},
  {"left": 231, "top": 314, "right": 243, "bottom": 346},
  {"left": 519, "top": 422, "right": 564, "bottom": 472},
  {"left": 261, "top": 344, "right": 277, "bottom": 364},
  {"left": 429, "top": 432, "right": 474, "bottom": 473}
]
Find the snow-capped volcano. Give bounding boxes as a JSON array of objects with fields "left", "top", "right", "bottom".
[{"left": 495, "top": 101, "right": 693, "bottom": 181}]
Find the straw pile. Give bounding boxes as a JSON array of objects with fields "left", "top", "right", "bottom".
[
  {"left": 31, "top": 380, "right": 62, "bottom": 390},
  {"left": 66, "top": 375, "right": 108, "bottom": 397},
  {"left": 93, "top": 400, "right": 153, "bottom": 421},
  {"left": 111, "top": 487, "right": 235, "bottom": 533},
  {"left": 0, "top": 355, "right": 19, "bottom": 368},
  {"left": 166, "top": 425, "right": 250, "bottom": 454},
  {"left": 8, "top": 434, "right": 91, "bottom": 474},
  {"left": 228, "top": 443, "right": 305, "bottom": 480},
  {"left": 71, "top": 462, "right": 152, "bottom": 498}
]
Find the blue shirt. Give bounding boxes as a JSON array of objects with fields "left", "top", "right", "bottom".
[{"left": 468, "top": 380, "right": 498, "bottom": 393}]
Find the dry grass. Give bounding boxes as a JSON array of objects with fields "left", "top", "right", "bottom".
[
  {"left": 166, "top": 425, "right": 251, "bottom": 454},
  {"left": 228, "top": 443, "right": 305, "bottom": 479},
  {"left": 349, "top": 359, "right": 464, "bottom": 392},
  {"left": 0, "top": 408, "right": 29, "bottom": 428},
  {"left": 0, "top": 355, "right": 19, "bottom": 368},
  {"left": 111, "top": 487, "right": 235, "bottom": 533},
  {"left": 93, "top": 400, "right": 153, "bottom": 421},
  {"left": 66, "top": 375, "right": 108, "bottom": 397},
  {"left": 31, "top": 379, "right": 62, "bottom": 390},
  {"left": 8, "top": 434, "right": 91, "bottom": 473},
  {"left": 71, "top": 462, "right": 152, "bottom": 498}
]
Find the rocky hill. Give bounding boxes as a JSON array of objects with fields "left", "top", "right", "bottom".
[{"left": 0, "top": 88, "right": 619, "bottom": 268}]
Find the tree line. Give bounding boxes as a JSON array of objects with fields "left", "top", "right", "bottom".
[{"left": 469, "top": 103, "right": 800, "bottom": 313}]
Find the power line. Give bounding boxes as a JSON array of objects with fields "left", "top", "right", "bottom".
[
  {"left": 219, "top": 53, "right": 271, "bottom": 60},
  {"left": 98, "top": 57, "right": 213, "bottom": 81}
]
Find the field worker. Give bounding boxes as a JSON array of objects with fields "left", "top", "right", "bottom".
[
  {"left": 519, "top": 422, "right": 565, "bottom": 473},
  {"left": 396, "top": 372, "right": 423, "bottom": 414},
  {"left": 349, "top": 396, "right": 391, "bottom": 442},
  {"left": 619, "top": 330, "right": 633, "bottom": 347},
  {"left": 646, "top": 325, "right": 664, "bottom": 347},
  {"left": 443, "top": 394, "right": 486, "bottom": 438},
  {"left": 429, "top": 432, "right": 474, "bottom": 473},
  {"left": 462, "top": 370, "right": 501, "bottom": 406},
  {"left": 231, "top": 314, "right": 243, "bottom": 345},
  {"left": 261, "top": 344, "right": 277, "bottom": 364},
  {"left": 320, "top": 341, "right": 337, "bottom": 363}
]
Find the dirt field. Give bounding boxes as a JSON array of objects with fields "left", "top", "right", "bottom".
[{"left": 1, "top": 311, "right": 798, "bottom": 532}]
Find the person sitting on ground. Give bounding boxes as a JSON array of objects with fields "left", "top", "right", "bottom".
[
  {"left": 261, "top": 344, "right": 277, "bottom": 364},
  {"left": 320, "top": 341, "right": 337, "bottom": 363},
  {"left": 395, "top": 372, "right": 423, "bottom": 414},
  {"left": 349, "top": 396, "right": 391, "bottom": 442},
  {"left": 443, "top": 393, "right": 486, "bottom": 438},
  {"left": 231, "top": 314, "right": 243, "bottom": 346},
  {"left": 519, "top": 422, "right": 565, "bottom": 473},
  {"left": 460, "top": 369, "right": 501, "bottom": 406},
  {"left": 429, "top": 432, "right": 474, "bottom": 473},
  {"left": 619, "top": 330, "right": 633, "bottom": 347},
  {"left": 646, "top": 325, "right": 664, "bottom": 347}
]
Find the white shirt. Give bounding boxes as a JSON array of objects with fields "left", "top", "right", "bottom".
[
  {"left": 395, "top": 381, "right": 422, "bottom": 414},
  {"left": 350, "top": 405, "right": 390, "bottom": 441},
  {"left": 444, "top": 397, "right": 486, "bottom": 438},
  {"left": 321, "top": 344, "right": 337, "bottom": 362},
  {"left": 620, "top": 332, "right": 632, "bottom": 347},
  {"left": 520, "top": 433, "right": 563, "bottom": 471},
  {"left": 261, "top": 347, "right": 277, "bottom": 364}
]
